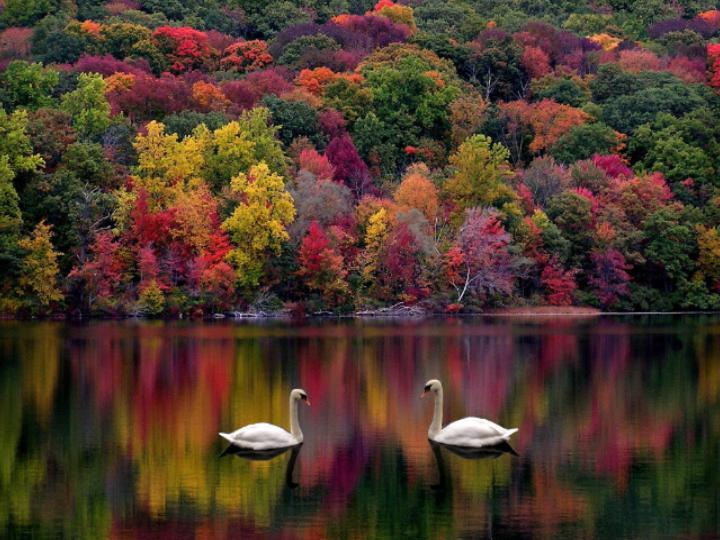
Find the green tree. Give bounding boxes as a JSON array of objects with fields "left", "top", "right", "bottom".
[
  {"left": 357, "top": 44, "right": 461, "bottom": 177},
  {"left": 547, "top": 191, "right": 595, "bottom": 268},
  {"left": 549, "top": 123, "right": 621, "bottom": 164},
  {"left": 0, "top": 108, "right": 45, "bottom": 175},
  {"left": 262, "top": 95, "right": 325, "bottom": 148},
  {"left": 1, "top": 0, "right": 58, "bottom": 26},
  {"left": 643, "top": 206, "right": 695, "bottom": 286},
  {"left": 60, "top": 73, "right": 112, "bottom": 140},
  {"left": 0, "top": 61, "right": 59, "bottom": 111}
]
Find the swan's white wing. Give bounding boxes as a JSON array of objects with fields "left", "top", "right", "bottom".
[
  {"left": 219, "top": 422, "right": 297, "bottom": 450},
  {"left": 434, "top": 417, "right": 518, "bottom": 447}
]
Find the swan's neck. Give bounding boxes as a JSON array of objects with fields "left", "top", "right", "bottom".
[
  {"left": 429, "top": 387, "right": 443, "bottom": 439},
  {"left": 289, "top": 396, "right": 303, "bottom": 442}
]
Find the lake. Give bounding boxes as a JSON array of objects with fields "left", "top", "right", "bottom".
[{"left": 1, "top": 316, "right": 718, "bottom": 539}]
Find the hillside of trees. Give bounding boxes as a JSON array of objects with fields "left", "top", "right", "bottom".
[{"left": 3, "top": 0, "right": 720, "bottom": 316}]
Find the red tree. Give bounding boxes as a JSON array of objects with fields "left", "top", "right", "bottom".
[
  {"left": 592, "top": 154, "right": 632, "bottom": 179},
  {"left": 68, "top": 231, "right": 125, "bottom": 312},
  {"left": 541, "top": 257, "right": 577, "bottom": 306},
  {"left": 297, "top": 221, "right": 348, "bottom": 306},
  {"left": 298, "top": 149, "right": 335, "bottom": 182},
  {"left": 445, "top": 208, "right": 515, "bottom": 304},
  {"left": 589, "top": 249, "right": 631, "bottom": 308},
  {"left": 221, "top": 40, "right": 273, "bottom": 72},
  {"left": 325, "top": 134, "right": 373, "bottom": 198},
  {"left": 152, "top": 26, "right": 213, "bottom": 73},
  {"left": 378, "top": 222, "right": 428, "bottom": 302}
]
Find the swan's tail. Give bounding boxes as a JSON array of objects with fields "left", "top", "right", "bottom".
[
  {"left": 503, "top": 428, "right": 519, "bottom": 439},
  {"left": 219, "top": 432, "right": 234, "bottom": 443}
]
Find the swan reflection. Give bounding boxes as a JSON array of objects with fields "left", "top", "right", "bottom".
[
  {"left": 220, "top": 443, "right": 302, "bottom": 488},
  {"left": 430, "top": 440, "right": 517, "bottom": 491},
  {"left": 439, "top": 440, "right": 518, "bottom": 460}
]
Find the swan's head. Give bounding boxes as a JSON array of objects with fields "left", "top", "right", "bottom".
[
  {"left": 291, "top": 388, "right": 311, "bottom": 406},
  {"left": 421, "top": 379, "right": 442, "bottom": 398}
]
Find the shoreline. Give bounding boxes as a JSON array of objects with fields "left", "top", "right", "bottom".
[{"left": 4, "top": 306, "right": 720, "bottom": 322}]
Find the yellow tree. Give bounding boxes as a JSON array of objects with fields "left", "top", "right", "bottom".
[
  {"left": 443, "top": 134, "right": 519, "bottom": 224},
  {"left": 17, "top": 221, "right": 63, "bottom": 313},
  {"left": 222, "top": 162, "right": 295, "bottom": 290},
  {"left": 695, "top": 225, "right": 720, "bottom": 285},
  {"left": 361, "top": 207, "right": 389, "bottom": 285}
]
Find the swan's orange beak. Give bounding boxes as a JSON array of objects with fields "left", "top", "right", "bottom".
[
  {"left": 305, "top": 400, "right": 311, "bottom": 407},
  {"left": 420, "top": 391, "right": 427, "bottom": 398}
]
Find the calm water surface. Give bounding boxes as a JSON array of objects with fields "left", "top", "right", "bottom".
[{"left": 1, "top": 316, "right": 719, "bottom": 539}]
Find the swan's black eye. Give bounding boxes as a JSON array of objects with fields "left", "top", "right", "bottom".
[
  {"left": 424, "top": 384, "right": 431, "bottom": 392},
  {"left": 300, "top": 394, "right": 307, "bottom": 401}
]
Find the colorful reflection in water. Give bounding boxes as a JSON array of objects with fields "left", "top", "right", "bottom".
[{"left": 1, "top": 316, "right": 719, "bottom": 539}]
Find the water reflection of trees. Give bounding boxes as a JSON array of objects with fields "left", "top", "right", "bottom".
[{"left": 0, "top": 318, "right": 718, "bottom": 538}]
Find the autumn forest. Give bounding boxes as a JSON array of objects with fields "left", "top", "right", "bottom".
[{"left": 3, "top": 0, "right": 720, "bottom": 316}]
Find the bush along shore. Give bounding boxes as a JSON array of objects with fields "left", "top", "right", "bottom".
[{"left": 4, "top": 2, "right": 720, "bottom": 318}]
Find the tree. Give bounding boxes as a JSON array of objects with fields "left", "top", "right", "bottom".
[
  {"left": 394, "top": 164, "right": 438, "bottom": 223},
  {"left": 191, "top": 81, "right": 230, "bottom": 113},
  {"left": 17, "top": 221, "right": 63, "bottom": 313},
  {"left": 601, "top": 80, "right": 711, "bottom": 135},
  {"left": 152, "top": 26, "right": 213, "bottom": 73},
  {"left": 445, "top": 208, "right": 515, "bottom": 304},
  {"left": 547, "top": 190, "right": 595, "bottom": 267},
  {"left": 262, "top": 95, "right": 325, "bottom": 148},
  {"left": 371, "top": 0, "right": 416, "bottom": 33},
  {"left": 519, "top": 156, "right": 571, "bottom": 208},
  {"left": 356, "top": 44, "right": 461, "bottom": 175},
  {"left": 297, "top": 221, "right": 348, "bottom": 307},
  {"left": 643, "top": 207, "right": 694, "bottom": 285},
  {"left": 1, "top": 0, "right": 56, "bottom": 26},
  {"left": 199, "top": 107, "right": 287, "bottom": 190},
  {"left": 603, "top": 172, "right": 673, "bottom": 229},
  {"left": 60, "top": 73, "right": 112, "bottom": 140},
  {"left": 222, "top": 162, "right": 296, "bottom": 290},
  {"left": 100, "top": 22, "right": 153, "bottom": 59},
  {"left": 68, "top": 231, "right": 124, "bottom": 313},
  {"left": 325, "top": 134, "right": 373, "bottom": 198},
  {"left": 695, "top": 225, "right": 720, "bottom": 287},
  {"left": 288, "top": 170, "right": 353, "bottom": 242},
  {"left": 194, "top": 230, "right": 236, "bottom": 311},
  {"left": 297, "top": 149, "right": 335, "bottom": 182},
  {"left": 550, "top": 123, "right": 623, "bottom": 164},
  {"left": 0, "top": 108, "right": 44, "bottom": 175},
  {"left": 443, "top": 134, "right": 517, "bottom": 222},
  {"left": 466, "top": 30, "right": 526, "bottom": 101},
  {"left": 541, "top": 257, "right": 577, "bottom": 306},
  {"left": 0, "top": 158, "right": 23, "bottom": 298},
  {"left": 0, "top": 108, "right": 43, "bottom": 305},
  {"left": 0, "top": 61, "right": 59, "bottom": 110},
  {"left": 376, "top": 220, "right": 429, "bottom": 302},
  {"left": 277, "top": 34, "right": 340, "bottom": 68},
  {"left": 221, "top": 40, "right": 273, "bottom": 72},
  {"left": 531, "top": 74, "right": 589, "bottom": 107},
  {"left": 500, "top": 99, "right": 590, "bottom": 155},
  {"left": 589, "top": 249, "right": 631, "bottom": 308}
]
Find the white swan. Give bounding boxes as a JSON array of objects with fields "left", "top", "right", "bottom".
[
  {"left": 219, "top": 389, "right": 310, "bottom": 450},
  {"left": 422, "top": 379, "right": 518, "bottom": 447}
]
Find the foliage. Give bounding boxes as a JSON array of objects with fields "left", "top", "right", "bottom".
[
  {"left": 59, "top": 73, "right": 112, "bottom": 140},
  {"left": 17, "top": 221, "right": 64, "bottom": 313},
  {"left": 297, "top": 220, "right": 348, "bottom": 306},
  {"left": 444, "top": 135, "right": 517, "bottom": 222},
  {"left": 222, "top": 162, "right": 296, "bottom": 290},
  {"left": 3, "top": 0, "right": 720, "bottom": 314},
  {"left": 445, "top": 208, "right": 515, "bottom": 304}
]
